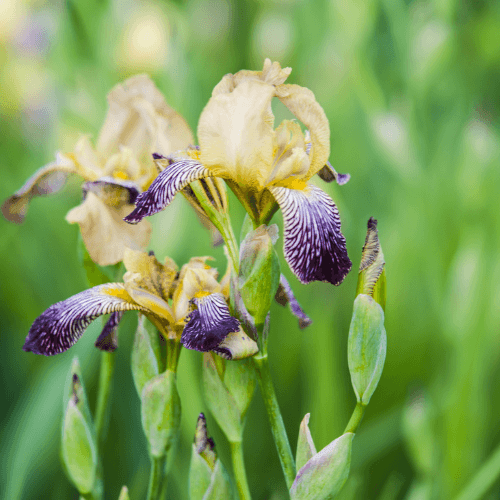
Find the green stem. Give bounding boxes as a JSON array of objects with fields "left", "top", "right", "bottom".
[
  {"left": 146, "top": 455, "right": 167, "bottom": 500},
  {"left": 344, "top": 402, "right": 366, "bottom": 434},
  {"left": 94, "top": 351, "right": 116, "bottom": 449},
  {"left": 230, "top": 441, "right": 252, "bottom": 500},
  {"left": 253, "top": 355, "right": 296, "bottom": 490},
  {"left": 453, "top": 439, "right": 500, "bottom": 500}
]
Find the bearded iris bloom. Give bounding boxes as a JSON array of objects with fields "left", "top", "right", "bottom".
[
  {"left": 125, "top": 60, "right": 352, "bottom": 285},
  {"left": 22, "top": 249, "right": 258, "bottom": 360},
  {"left": 2, "top": 75, "right": 194, "bottom": 266}
]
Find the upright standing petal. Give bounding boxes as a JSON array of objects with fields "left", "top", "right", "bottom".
[
  {"left": 124, "top": 159, "right": 213, "bottom": 223},
  {"left": 269, "top": 184, "right": 351, "bottom": 285},
  {"left": 23, "top": 284, "right": 144, "bottom": 356}
]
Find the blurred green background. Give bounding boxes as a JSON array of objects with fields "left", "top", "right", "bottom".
[{"left": 1, "top": 0, "right": 500, "bottom": 498}]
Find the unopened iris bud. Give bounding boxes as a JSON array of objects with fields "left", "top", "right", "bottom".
[
  {"left": 291, "top": 414, "right": 353, "bottom": 500},
  {"left": 141, "top": 370, "right": 181, "bottom": 458},
  {"left": 238, "top": 224, "right": 280, "bottom": 326},
  {"left": 202, "top": 353, "right": 256, "bottom": 442},
  {"left": 61, "top": 357, "right": 99, "bottom": 496},
  {"left": 189, "top": 413, "right": 233, "bottom": 500},
  {"left": 131, "top": 314, "right": 163, "bottom": 397},
  {"left": 348, "top": 294, "right": 386, "bottom": 405},
  {"left": 356, "top": 217, "right": 386, "bottom": 310}
]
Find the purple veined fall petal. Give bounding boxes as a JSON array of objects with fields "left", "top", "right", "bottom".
[
  {"left": 94, "top": 310, "right": 125, "bottom": 352},
  {"left": 274, "top": 274, "right": 313, "bottom": 329},
  {"left": 181, "top": 293, "right": 240, "bottom": 353},
  {"left": 82, "top": 177, "right": 141, "bottom": 207},
  {"left": 124, "top": 158, "right": 213, "bottom": 224},
  {"left": 23, "top": 284, "right": 145, "bottom": 356},
  {"left": 269, "top": 184, "right": 352, "bottom": 285}
]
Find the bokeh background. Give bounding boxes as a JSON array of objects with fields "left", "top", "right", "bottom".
[{"left": 1, "top": 0, "right": 500, "bottom": 498}]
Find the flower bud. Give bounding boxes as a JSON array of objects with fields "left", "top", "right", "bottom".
[
  {"left": 202, "top": 353, "right": 256, "bottom": 442},
  {"left": 356, "top": 217, "right": 385, "bottom": 310},
  {"left": 118, "top": 486, "right": 130, "bottom": 500},
  {"left": 291, "top": 419, "right": 353, "bottom": 500},
  {"left": 238, "top": 224, "right": 280, "bottom": 326},
  {"left": 141, "top": 370, "right": 181, "bottom": 458},
  {"left": 61, "top": 358, "right": 98, "bottom": 495},
  {"left": 348, "top": 294, "right": 387, "bottom": 405},
  {"left": 189, "top": 414, "right": 234, "bottom": 500},
  {"left": 131, "top": 314, "right": 163, "bottom": 397}
]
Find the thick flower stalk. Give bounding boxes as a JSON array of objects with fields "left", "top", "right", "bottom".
[
  {"left": 124, "top": 59, "right": 352, "bottom": 286},
  {"left": 22, "top": 248, "right": 257, "bottom": 360},
  {"left": 2, "top": 75, "right": 194, "bottom": 265}
]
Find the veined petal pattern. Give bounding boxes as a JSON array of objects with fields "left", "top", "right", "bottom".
[
  {"left": 269, "top": 184, "right": 352, "bottom": 285},
  {"left": 181, "top": 293, "right": 240, "bottom": 352},
  {"left": 124, "top": 159, "right": 212, "bottom": 223},
  {"left": 23, "top": 284, "right": 144, "bottom": 356}
]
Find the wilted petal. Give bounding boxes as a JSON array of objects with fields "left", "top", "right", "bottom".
[
  {"left": 95, "top": 311, "right": 124, "bottom": 352},
  {"left": 181, "top": 293, "right": 240, "bottom": 352},
  {"left": 124, "top": 159, "right": 212, "bottom": 224},
  {"left": 275, "top": 274, "right": 312, "bottom": 329},
  {"left": 97, "top": 75, "right": 194, "bottom": 161},
  {"left": 198, "top": 79, "right": 276, "bottom": 190},
  {"left": 269, "top": 184, "right": 351, "bottom": 285},
  {"left": 317, "top": 161, "right": 351, "bottom": 185},
  {"left": 2, "top": 153, "right": 77, "bottom": 224},
  {"left": 276, "top": 84, "right": 330, "bottom": 179},
  {"left": 23, "top": 284, "right": 143, "bottom": 356},
  {"left": 66, "top": 192, "right": 152, "bottom": 266},
  {"left": 213, "top": 330, "right": 259, "bottom": 360}
]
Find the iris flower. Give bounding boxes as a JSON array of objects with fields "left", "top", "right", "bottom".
[
  {"left": 125, "top": 60, "right": 352, "bottom": 285},
  {"left": 2, "top": 75, "right": 194, "bottom": 265},
  {"left": 22, "top": 248, "right": 258, "bottom": 359}
]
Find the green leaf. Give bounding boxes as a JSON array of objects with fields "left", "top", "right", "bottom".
[
  {"left": 189, "top": 445, "right": 213, "bottom": 500},
  {"left": 202, "top": 460, "right": 234, "bottom": 500},
  {"left": 141, "top": 370, "right": 182, "bottom": 458},
  {"left": 290, "top": 432, "right": 354, "bottom": 500},
  {"left": 348, "top": 295, "right": 387, "bottom": 405}
]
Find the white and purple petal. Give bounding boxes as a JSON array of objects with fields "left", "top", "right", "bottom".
[
  {"left": 275, "top": 274, "right": 312, "bottom": 329},
  {"left": 269, "top": 184, "right": 352, "bottom": 285},
  {"left": 181, "top": 293, "right": 240, "bottom": 352},
  {"left": 23, "top": 285, "right": 144, "bottom": 356},
  {"left": 124, "top": 159, "right": 212, "bottom": 224}
]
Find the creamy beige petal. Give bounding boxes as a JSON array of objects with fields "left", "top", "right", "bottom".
[
  {"left": 72, "top": 135, "right": 104, "bottom": 180},
  {"left": 66, "top": 192, "right": 151, "bottom": 266},
  {"left": 276, "top": 84, "right": 330, "bottom": 179},
  {"left": 97, "top": 75, "right": 194, "bottom": 162},
  {"left": 123, "top": 248, "right": 177, "bottom": 300},
  {"left": 2, "top": 153, "right": 78, "bottom": 224},
  {"left": 198, "top": 79, "right": 276, "bottom": 189}
]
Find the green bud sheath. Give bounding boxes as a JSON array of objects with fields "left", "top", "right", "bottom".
[
  {"left": 356, "top": 217, "right": 386, "bottom": 311},
  {"left": 131, "top": 315, "right": 161, "bottom": 397},
  {"left": 290, "top": 433, "right": 354, "bottom": 500},
  {"left": 238, "top": 224, "right": 280, "bottom": 327},
  {"left": 202, "top": 353, "right": 255, "bottom": 442},
  {"left": 141, "top": 370, "right": 181, "bottom": 458},
  {"left": 296, "top": 414, "right": 317, "bottom": 471},
  {"left": 61, "top": 400, "right": 98, "bottom": 494},
  {"left": 348, "top": 294, "right": 387, "bottom": 405}
]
